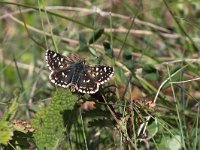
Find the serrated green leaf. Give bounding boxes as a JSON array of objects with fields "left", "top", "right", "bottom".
[
  {"left": 0, "top": 90, "right": 19, "bottom": 145},
  {"left": 31, "top": 89, "right": 78, "bottom": 150},
  {"left": 0, "top": 121, "right": 13, "bottom": 145},
  {"left": 1, "top": 90, "right": 19, "bottom": 122}
]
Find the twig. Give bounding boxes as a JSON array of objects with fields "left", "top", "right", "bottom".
[
  {"left": 1, "top": 58, "right": 41, "bottom": 73},
  {"left": 170, "top": 77, "right": 200, "bottom": 84},
  {"left": 2, "top": 6, "right": 200, "bottom": 43}
]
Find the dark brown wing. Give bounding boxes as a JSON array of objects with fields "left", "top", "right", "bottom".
[
  {"left": 49, "top": 67, "right": 73, "bottom": 88},
  {"left": 45, "top": 49, "right": 70, "bottom": 71},
  {"left": 76, "top": 72, "right": 99, "bottom": 94},
  {"left": 86, "top": 65, "right": 114, "bottom": 84}
]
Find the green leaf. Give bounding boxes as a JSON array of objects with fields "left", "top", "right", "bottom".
[
  {"left": 163, "top": 64, "right": 183, "bottom": 89},
  {"left": 115, "top": 67, "right": 128, "bottom": 84},
  {"left": 142, "top": 64, "right": 159, "bottom": 81},
  {"left": 0, "top": 90, "right": 19, "bottom": 145},
  {"left": 0, "top": 121, "right": 13, "bottom": 145},
  {"left": 123, "top": 50, "right": 136, "bottom": 71},
  {"left": 123, "top": 50, "right": 132, "bottom": 61},
  {"left": 79, "top": 32, "right": 89, "bottom": 51},
  {"left": 103, "top": 41, "right": 113, "bottom": 57},
  {"left": 31, "top": 89, "right": 78, "bottom": 150},
  {"left": 166, "top": 135, "right": 181, "bottom": 150},
  {"left": 103, "top": 41, "right": 111, "bottom": 52},
  {"left": 89, "top": 28, "right": 104, "bottom": 44}
]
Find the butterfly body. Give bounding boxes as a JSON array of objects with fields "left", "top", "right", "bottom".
[
  {"left": 69, "top": 60, "right": 86, "bottom": 91},
  {"left": 45, "top": 49, "right": 114, "bottom": 94}
]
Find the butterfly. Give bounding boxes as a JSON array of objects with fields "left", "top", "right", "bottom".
[{"left": 45, "top": 49, "right": 114, "bottom": 94}]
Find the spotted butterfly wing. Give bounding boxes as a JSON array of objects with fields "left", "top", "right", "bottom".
[
  {"left": 45, "top": 49, "right": 81, "bottom": 71},
  {"left": 46, "top": 49, "right": 114, "bottom": 94},
  {"left": 86, "top": 65, "right": 114, "bottom": 84},
  {"left": 45, "top": 49, "right": 70, "bottom": 71},
  {"left": 76, "top": 72, "right": 99, "bottom": 94},
  {"left": 49, "top": 68, "right": 73, "bottom": 88}
]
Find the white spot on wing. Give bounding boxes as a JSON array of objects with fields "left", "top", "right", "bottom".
[
  {"left": 62, "top": 85, "right": 67, "bottom": 88},
  {"left": 52, "top": 53, "right": 57, "bottom": 58},
  {"left": 51, "top": 79, "right": 55, "bottom": 83},
  {"left": 104, "top": 67, "right": 107, "bottom": 72}
]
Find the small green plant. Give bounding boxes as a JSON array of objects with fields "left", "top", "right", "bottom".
[{"left": 31, "top": 89, "right": 78, "bottom": 149}]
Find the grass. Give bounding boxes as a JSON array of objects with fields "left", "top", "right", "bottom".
[{"left": 0, "top": 0, "right": 200, "bottom": 149}]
